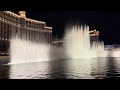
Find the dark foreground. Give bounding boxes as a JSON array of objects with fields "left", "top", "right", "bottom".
[{"left": 0, "top": 57, "right": 120, "bottom": 79}]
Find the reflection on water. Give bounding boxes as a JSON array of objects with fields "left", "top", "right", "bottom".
[
  {"left": 47, "top": 60, "right": 67, "bottom": 79},
  {"left": 91, "top": 58, "right": 108, "bottom": 79},
  {"left": 1, "top": 58, "right": 120, "bottom": 79},
  {"left": 0, "top": 65, "right": 10, "bottom": 79},
  {"left": 9, "top": 62, "right": 50, "bottom": 79},
  {"left": 105, "top": 57, "right": 120, "bottom": 79},
  {"left": 65, "top": 60, "right": 94, "bottom": 79}
]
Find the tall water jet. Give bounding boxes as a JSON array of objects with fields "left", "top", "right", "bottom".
[
  {"left": 10, "top": 28, "right": 66, "bottom": 64},
  {"left": 10, "top": 28, "right": 52, "bottom": 64},
  {"left": 91, "top": 41, "right": 107, "bottom": 58},
  {"left": 10, "top": 23, "right": 108, "bottom": 64},
  {"left": 63, "top": 25, "right": 92, "bottom": 59},
  {"left": 63, "top": 24, "right": 107, "bottom": 59}
]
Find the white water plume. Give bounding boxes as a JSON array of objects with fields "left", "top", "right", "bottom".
[
  {"left": 63, "top": 25, "right": 108, "bottom": 59},
  {"left": 10, "top": 24, "right": 109, "bottom": 64},
  {"left": 10, "top": 36, "right": 51, "bottom": 64}
]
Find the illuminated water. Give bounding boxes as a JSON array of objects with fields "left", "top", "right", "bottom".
[
  {"left": 1, "top": 25, "right": 120, "bottom": 79},
  {"left": 1, "top": 57, "right": 120, "bottom": 79},
  {"left": 64, "top": 25, "right": 108, "bottom": 59},
  {"left": 10, "top": 37, "right": 50, "bottom": 64},
  {"left": 10, "top": 25, "right": 108, "bottom": 64}
]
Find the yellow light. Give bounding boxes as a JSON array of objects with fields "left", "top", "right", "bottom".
[
  {"left": 44, "top": 26, "right": 53, "bottom": 29},
  {"left": 90, "top": 34, "right": 96, "bottom": 36},
  {"left": 19, "top": 11, "right": 26, "bottom": 17},
  {"left": 89, "top": 30, "right": 96, "bottom": 33}
]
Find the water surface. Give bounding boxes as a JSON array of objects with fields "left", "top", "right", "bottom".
[{"left": 0, "top": 57, "right": 120, "bottom": 79}]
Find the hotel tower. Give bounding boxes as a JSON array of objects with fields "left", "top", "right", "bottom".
[{"left": 0, "top": 11, "right": 52, "bottom": 52}]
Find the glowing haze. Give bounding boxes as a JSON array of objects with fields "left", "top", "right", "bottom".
[
  {"left": 63, "top": 25, "right": 108, "bottom": 59},
  {"left": 10, "top": 36, "right": 51, "bottom": 64},
  {"left": 10, "top": 24, "right": 109, "bottom": 64}
]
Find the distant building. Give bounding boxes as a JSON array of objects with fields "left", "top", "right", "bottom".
[
  {"left": 0, "top": 11, "right": 52, "bottom": 52},
  {"left": 89, "top": 30, "right": 99, "bottom": 43}
]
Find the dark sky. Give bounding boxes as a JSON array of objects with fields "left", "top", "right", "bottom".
[{"left": 14, "top": 11, "right": 120, "bottom": 45}]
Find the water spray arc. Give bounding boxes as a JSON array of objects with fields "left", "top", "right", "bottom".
[
  {"left": 10, "top": 25, "right": 108, "bottom": 64},
  {"left": 63, "top": 25, "right": 108, "bottom": 59}
]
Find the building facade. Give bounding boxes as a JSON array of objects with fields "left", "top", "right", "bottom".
[
  {"left": 0, "top": 11, "right": 52, "bottom": 52},
  {"left": 89, "top": 30, "right": 99, "bottom": 43}
]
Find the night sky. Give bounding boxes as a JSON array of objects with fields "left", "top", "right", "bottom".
[{"left": 14, "top": 11, "right": 120, "bottom": 45}]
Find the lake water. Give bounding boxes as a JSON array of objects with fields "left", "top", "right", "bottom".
[{"left": 0, "top": 57, "right": 120, "bottom": 79}]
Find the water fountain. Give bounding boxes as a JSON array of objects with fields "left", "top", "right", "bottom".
[
  {"left": 10, "top": 36, "right": 51, "bottom": 64},
  {"left": 10, "top": 31, "right": 66, "bottom": 64},
  {"left": 4, "top": 22, "right": 120, "bottom": 79},
  {"left": 10, "top": 24, "right": 109, "bottom": 64},
  {"left": 63, "top": 25, "right": 108, "bottom": 60}
]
